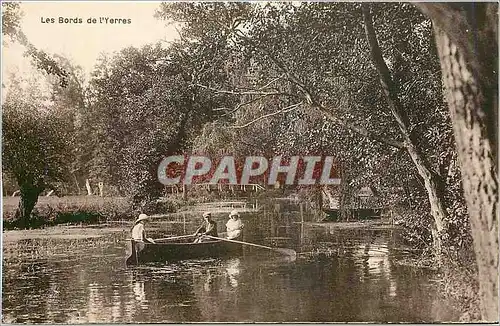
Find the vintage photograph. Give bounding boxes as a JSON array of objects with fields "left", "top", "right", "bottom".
[{"left": 1, "top": 1, "right": 498, "bottom": 323}]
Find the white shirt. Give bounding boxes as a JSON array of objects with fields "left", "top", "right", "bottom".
[
  {"left": 226, "top": 218, "right": 244, "bottom": 239},
  {"left": 132, "top": 223, "right": 145, "bottom": 240}
]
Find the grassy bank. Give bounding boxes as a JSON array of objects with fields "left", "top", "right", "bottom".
[
  {"left": 1, "top": 190, "right": 267, "bottom": 230},
  {"left": 2, "top": 196, "right": 135, "bottom": 230}
]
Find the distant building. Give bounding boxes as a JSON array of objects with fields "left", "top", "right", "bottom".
[{"left": 323, "top": 186, "right": 384, "bottom": 221}]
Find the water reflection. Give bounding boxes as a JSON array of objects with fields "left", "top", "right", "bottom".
[
  {"left": 87, "top": 285, "right": 102, "bottom": 322},
  {"left": 2, "top": 204, "right": 460, "bottom": 323},
  {"left": 203, "top": 269, "right": 214, "bottom": 292},
  {"left": 132, "top": 279, "right": 146, "bottom": 303},
  {"left": 225, "top": 258, "right": 241, "bottom": 288}
]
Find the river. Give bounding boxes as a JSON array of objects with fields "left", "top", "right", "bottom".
[{"left": 2, "top": 200, "right": 459, "bottom": 323}]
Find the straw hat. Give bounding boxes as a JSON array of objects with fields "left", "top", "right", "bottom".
[
  {"left": 229, "top": 210, "right": 240, "bottom": 218},
  {"left": 135, "top": 213, "right": 149, "bottom": 223},
  {"left": 203, "top": 212, "right": 211, "bottom": 218}
]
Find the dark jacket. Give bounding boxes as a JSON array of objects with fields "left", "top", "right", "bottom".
[{"left": 195, "top": 220, "right": 218, "bottom": 237}]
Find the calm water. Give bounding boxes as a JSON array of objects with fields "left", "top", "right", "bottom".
[{"left": 2, "top": 202, "right": 458, "bottom": 323}]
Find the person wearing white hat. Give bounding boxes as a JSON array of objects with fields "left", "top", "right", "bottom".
[
  {"left": 226, "top": 210, "right": 244, "bottom": 240},
  {"left": 131, "top": 213, "right": 155, "bottom": 244},
  {"left": 193, "top": 212, "right": 218, "bottom": 243}
]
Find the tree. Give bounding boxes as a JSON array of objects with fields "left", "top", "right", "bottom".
[
  {"left": 47, "top": 55, "right": 87, "bottom": 195},
  {"left": 2, "top": 83, "right": 71, "bottom": 227},
  {"left": 2, "top": 3, "right": 76, "bottom": 224},
  {"left": 157, "top": 2, "right": 490, "bottom": 317},
  {"left": 85, "top": 41, "right": 234, "bottom": 205},
  {"left": 415, "top": 3, "right": 498, "bottom": 321},
  {"left": 361, "top": 3, "right": 449, "bottom": 255},
  {"left": 156, "top": 2, "right": 469, "bottom": 255}
]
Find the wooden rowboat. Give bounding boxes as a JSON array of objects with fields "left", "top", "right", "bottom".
[{"left": 126, "top": 235, "right": 243, "bottom": 265}]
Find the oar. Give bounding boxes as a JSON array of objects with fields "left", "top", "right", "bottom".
[
  {"left": 206, "top": 235, "right": 297, "bottom": 259},
  {"left": 154, "top": 234, "right": 195, "bottom": 242},
  {"left": 125, "top": 234, "right": 195, "bottom": 243}
]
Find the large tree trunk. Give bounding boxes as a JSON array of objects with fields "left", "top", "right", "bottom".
[
  {"left": 415, "top": 3, "right": 498, "bottom": 321},
  {"left": 362, "top": 5, "right": 448, "bottom": 255},
  {"left": 15, "top": 184, "right": 43, "bottom": 228}
]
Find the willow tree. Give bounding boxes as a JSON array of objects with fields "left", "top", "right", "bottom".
[
  {"left": 2, "top": 2, "right": 72, "bottom": 225},
  {"left": 2, "top": 90, "right": 71, "bottom": 227}
]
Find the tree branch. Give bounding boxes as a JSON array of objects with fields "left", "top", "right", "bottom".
[
  {"left": 315, "top": 103, "right": 405, "bottom": 149},
  {"left": 255, "top": 76, "right": 285, "bottom": 91},
  {"left": 229, "top": 94, "right": 269, "bottom": 115},
  {"left": 233, "top": 30, "right": 314, "bottom": 103},
  {"left": 213, "top": 94, "right": 268, "bottom": 116},
  {"left": 232, "top": 102, "right": 303, "bottom": 129},
  {"left": 193, "top": 83, "right": 299, "bottom": 98},
  {"left": 230, "top": 29, "right": 404, "bottom": 149},
  {"left": 199, "top": 80, "right": 404, "bottom": 148}
]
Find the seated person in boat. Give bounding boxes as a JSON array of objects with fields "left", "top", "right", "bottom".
[
  {"left": 226, "top": 210, "right": 244, "bottom": 240},
  {"left": 193, "top": 212, "right": 218, "bottom": 243},
  {"left": 131, "top": 214, "right": 155, "bottom": 244}
]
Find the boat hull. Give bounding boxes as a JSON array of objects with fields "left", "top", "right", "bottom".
[{"left": 126, "top": 238, "right": 243, "bottom": 265}]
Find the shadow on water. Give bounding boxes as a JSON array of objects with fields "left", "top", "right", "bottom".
[{"left": 2, "top": 200, "right": 459, "bottom": 323}]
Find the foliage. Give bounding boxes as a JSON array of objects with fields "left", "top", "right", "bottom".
[
  {"left": 1, "top": 3, "right": 76, "bottom": 224},
  {"left": 2, "top": 2, "right": 67, "bottom": 86},
  {"left": 2, "top": 2, "right": 472, "bottom": 261},
  {"left": 2, "top": 81, "right": 72, "bottom": 225},
  {"left": 2, "top": 103, "right": 69, "bottom": 186},
  {"left": 85, "top": 42, "right": 234, "bottom": 206},
  {"left": 156, "top": 2, "right": 472, "bottom": 261}
]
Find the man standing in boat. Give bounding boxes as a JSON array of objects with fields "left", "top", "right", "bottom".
[
  {"left": 226, "top": 210, "right": 244, "bottom": 240},
  {"left": 193, "top": 212, "right": 218, "bottom": 243},
  {"left": 131, "top": 213, "right": 155, "bottom": 246}
]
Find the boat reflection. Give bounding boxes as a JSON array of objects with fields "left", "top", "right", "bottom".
[
  {"left": 204, "top": 269, "right": 214, "bottom": 292},
  {"left": 133, "top": 279, "right": 146, "bottom": 303}
]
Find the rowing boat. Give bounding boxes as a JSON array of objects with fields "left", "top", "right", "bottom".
[{"left": 126, "top": 235, "right": 243, "bottom": 265}]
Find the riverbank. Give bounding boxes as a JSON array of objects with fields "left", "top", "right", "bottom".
[
  {"left": 2, "top": 194, "right": 263, "bottom": 230},
  {"left": 305, "top": 218, "right": 399, "bottom": 230},
  {"left": 2, "top": 223, "right": 129, "bottom": 243},
  {"left": 2, "top": 196, "right": 136, "bottom": 230},
  {"left": 2, "top": 190, "right": 272, "bottom": 228}
]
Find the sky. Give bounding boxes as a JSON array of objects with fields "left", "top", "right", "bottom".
[{"left": 2, "top": 1, "right": 180, "bottom": 82}]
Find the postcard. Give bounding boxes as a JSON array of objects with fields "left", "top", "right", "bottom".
[{"left": 2, "top": 1, "right": 498, "bottom": 324}]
